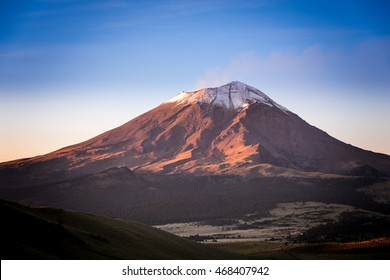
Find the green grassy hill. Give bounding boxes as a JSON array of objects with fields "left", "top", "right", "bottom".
[{"left": 0, "top": 199, "right": 239, "bottom": 260}]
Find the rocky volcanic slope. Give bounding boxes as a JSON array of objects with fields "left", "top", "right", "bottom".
[{"left": 1, "top": 81, "right": 390, "bottom": 188}]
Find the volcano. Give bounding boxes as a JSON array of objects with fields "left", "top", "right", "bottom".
[
  {"left": 1, "top": 81, "right": 390, "bottom": 188},
  {"left": 1, "top": 81, "right": 390, "bottom": 224},
  {"left": 2, "top": 81, "right": 390, "bottom": 255}
]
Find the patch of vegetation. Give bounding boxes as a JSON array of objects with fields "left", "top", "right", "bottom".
[
  {"left": 234, "top": 223, "right": 259, "bottom": 230},
  {"left": 186, "top": 234, "right": 217, "bottom": 242},
  {"left": 297, "top": 211, "right": 390, "bottom": 243},
  {"left": 198, "top": 219, "right": 238, "bottom": 226},
  {"left": 186, "top": 234, "right": 245, "bottom": 242},
  {"left": 252, "top": 220, "right": 274, "bottom": 226}
]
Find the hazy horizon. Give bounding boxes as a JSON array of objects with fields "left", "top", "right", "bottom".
[{"left": 1, "top": 0, "right": 389, "bottom": 162}]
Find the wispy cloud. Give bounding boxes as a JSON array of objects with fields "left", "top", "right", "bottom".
[
  {"left": 0, "top": 49, "right": 40, "bottom": 59},
  {"left": 23, "top": 0, "right": 130, "bottom": 18},
  {"left": 80, "top": 0, "right": 130, "bottom": 10},
  {"left": 155, "top": 0, "right": 270, "bottom": 17},
  {"left": 195, "top": 46, "right": 326, "bottom": 88},
  {"left": 196, "top": 37, "right": 390, "bottom": 90}
]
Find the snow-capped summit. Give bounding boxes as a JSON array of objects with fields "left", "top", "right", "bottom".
[{"left": 167, "top": 81, "right": 290, "bottom": 113}]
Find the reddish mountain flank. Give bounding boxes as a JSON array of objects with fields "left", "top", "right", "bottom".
[{"left": 1, "top": 81, "right": 389, "bottom": 188}]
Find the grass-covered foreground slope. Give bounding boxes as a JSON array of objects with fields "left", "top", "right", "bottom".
[{"left": 0, "top": 199, "right": 239, "bottom": 260}]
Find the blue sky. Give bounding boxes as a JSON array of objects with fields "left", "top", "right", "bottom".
[{"left": 1, "top": 0, "right": 389, "bottom": 161}]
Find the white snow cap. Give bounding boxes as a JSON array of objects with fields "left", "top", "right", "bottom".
[{"left": 167, "top": 81, "right": 290, "bottom": 113}]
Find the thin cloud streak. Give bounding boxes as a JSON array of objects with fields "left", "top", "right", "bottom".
[
  {"left": 156, "top": 0, "right": 270, "bottom": 16},
  {"left": 196, "top": 37, "right": 390, "bottom": 90}
]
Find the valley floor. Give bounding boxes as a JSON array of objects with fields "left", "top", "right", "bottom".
[
  {"left": 210, "top": 239, "right": 390, "bottom": 260},
  {"left": 156, "top": 201, "right": 359, "bottom": 243},
  {"left": 156, "top": 179, "right": 390, "bottom": 259}
]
